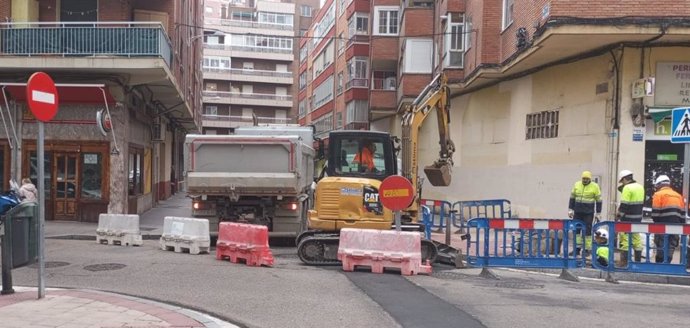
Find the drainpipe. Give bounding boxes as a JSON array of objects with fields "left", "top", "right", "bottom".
[{"left": 607, "top": 47, "right": 623, "bottom": 219}]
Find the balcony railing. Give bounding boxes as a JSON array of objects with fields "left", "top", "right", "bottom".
[
  {"left": 204, "top": 43, "right": 293, "bottom": 54},
  {"left": 202, "top": 67, "right": 293, "bottom": 78},
  {"left": 0, "top": 21, "right": 172, "bottom": 67},
  {"left": 205, "top": 17, "right": 293, "bottom": 30},
  {"left": 203, "top": 90, "right": 292, "bottom": 101},
  {"left": 202, "top": 114, "right": 295, "bottom": 125},
  {"left": 345, "top": 78, "right": 368, "bottom": 89}
]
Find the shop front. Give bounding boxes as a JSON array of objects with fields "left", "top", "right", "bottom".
[{"left": 22, "top": 141, "right": 110, "bottom": 222}]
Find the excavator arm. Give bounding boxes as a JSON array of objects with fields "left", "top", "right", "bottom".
[{"left": 401, "top": 73, "right": 455, "bottom": 189}]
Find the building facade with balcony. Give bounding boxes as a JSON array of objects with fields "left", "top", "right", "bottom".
[
  {"left": 0, "top": 0, "right": 202, "bottom": 221},
  {"left": 298, "top": 0, "right": 690, "bottom": 220},
  {"left": 405, "top": 0, "right": 690, "bottom": 220},
  {"left": 298, "top": 0, "right": 453, "bottom": 140},
  {"left": 201, "top": 0, "right": 319, "bottom": 133}
]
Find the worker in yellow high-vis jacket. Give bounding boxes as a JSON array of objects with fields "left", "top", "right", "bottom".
[
  {"left": 568, "top": 171, "right": 602, "bottom": 257},
  {"left": 616, "top": 169, "right": 645, "bottom": 267}
]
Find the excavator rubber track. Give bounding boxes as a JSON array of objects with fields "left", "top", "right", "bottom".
[
  {"left": 297, "top": 235, "right": 341, "bottom": 265},
  {"left": 297, "top": 232, "right": 440, "bottom": 266}
]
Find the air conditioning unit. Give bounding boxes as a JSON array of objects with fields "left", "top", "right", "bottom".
[
  {"left": 384, "top": 77, "right": 397, "bottom": 90},
  {"left": 152, "top": 120, "right": 165, "bottom": 142}
]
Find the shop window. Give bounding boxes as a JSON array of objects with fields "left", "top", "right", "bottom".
[
  {"left": 129, "top": 147, "right": 144, "bottom": 195},
  {"left": 81, "top": 153, "right": 102, "bottom": 199}
]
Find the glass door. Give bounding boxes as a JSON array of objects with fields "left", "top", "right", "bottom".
[{"left": 54, "top": 153, "right": 78, "bottom": 220}]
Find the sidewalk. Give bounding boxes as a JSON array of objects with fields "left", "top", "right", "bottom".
[
  {"left": 0, "top": 287, "right": 238, "bottom": 328},
  {"left": 46, "top": 192, "right": 191, "bottom": 240}
]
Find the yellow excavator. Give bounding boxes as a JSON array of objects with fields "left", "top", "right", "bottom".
[{"left": 297, "top": 73, "right": 455, "bottom": 265}]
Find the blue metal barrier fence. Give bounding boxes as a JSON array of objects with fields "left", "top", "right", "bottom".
[
  {"left": 466, "top": 218, "right": 585, "bottom": 269},
  {"left": 591, "top": 221, "right": 690, "bottom": 276},
  {"left": 453, "top": 199, "right": 511, "bottom": 233}
]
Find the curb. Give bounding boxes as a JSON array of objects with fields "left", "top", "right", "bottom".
[
  {"left": 512, "top": 267, "right": 690, "bottom": 286},
  {"left": 46, "top": 234, "right": 163, "bottom": 241}
]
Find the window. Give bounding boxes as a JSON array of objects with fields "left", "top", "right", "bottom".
[
  {"left": 81, "top": 153, "right": 102, "bottom": 199},
  {"left": 445, "top": 14, "right": 464, "bottom": 68},
  {"left": 346, "top": 100, "right": 368, "bottom": 123},
  {"left": 205, "top": 105, "right": 218, "bottom": 115},
  {"left": 203, "top": 56, "right": 230, "bottom": 69},
  {"left": 313, "top": 76, "right": 334, "bottom": 109},
  {"left": 313, "top": 113, "right": 333, "bottom": 135},
  {"left": 205, "top": 7, "right": 213, "bottom": 13},
  {"left": 374, "top": 7, "right": 399, "bottom": 35},
  {"left": 298, "top": 99, "right": 307, "bottom": 118},
  {"left": 258, "top": 12, "right": 294, "bottom": 26},
  {"left": 349, "top": 13, "right": 369, "bottom": 36},
  {"left": 336, "top": 112, "right": 343, "bottom": 128},
  {"left": 299, "top": 72, "right": 307, "bottom": 90},
  {"left": 231, "top": 11, "right": 252, "bottom": 21},
  {"left": 526, "top": 110, "right": 559, "bottom": 140},
  {"left": 337, "top": 72, "right": 343, "bottom": 94},
  {"left": 300, "top": 45, "right": 308, "bottom": 63},
  {"left": 347, "top": 56, "right": 368, "bottom": 81},
  {"left": 502, "top": 0, "right": 514, "bottom": 30},
  {"left": 337, "top": 32, "right": 345, "bottom": 55},
  {"left": 243, "top": 61, "right": 254, "bottom": 69},
  {"left": 301, "top": 5, "right": 312, "bottom": 17},
  {"left": 205, "top": 82, "right": 217, "bottom": 91},
  {"left": 312, "top": 5, "right": 336, "bottom": 48},
  {"left": 465, "top": 15, "right": 473, "bottom": 51},
  {"left": 403, "top": 39, "right": 432, "bottom": 73}
]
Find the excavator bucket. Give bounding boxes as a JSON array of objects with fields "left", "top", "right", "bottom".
[{"left": 424, "top": 162, "right": 451, "bottom": 186}]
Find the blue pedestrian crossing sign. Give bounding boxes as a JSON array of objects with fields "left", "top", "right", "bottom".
[{"left": 671, "top": 107, "right": 690, "bottom": 143}]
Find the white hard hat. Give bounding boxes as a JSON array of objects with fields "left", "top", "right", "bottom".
[
  {"left": 654, "top": 175, "right": 671, "bottom": 186},
  {"left": 618, "top": 169, "right": 633, "bottom": 182},
  {"left": 595, "top": 228, "right": 608, "bottom": 240}
]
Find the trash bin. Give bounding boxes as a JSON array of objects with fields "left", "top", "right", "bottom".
[{"left": 5, "top": 202, "right": 38, "bottom": 269}]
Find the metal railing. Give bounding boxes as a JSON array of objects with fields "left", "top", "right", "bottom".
[
  {"left": 0, "top": 21, "right": 173, "bottom": 67},
  {"left": 345, "top": 78, "right": 368, "bottom": 89},
  {"left": 205, "top": 17, "right": 293, "bottom": 30},
  {"left": 202, "top": 114, "right": 294, "bottom": 125},
  {"left": 202, "top": 90, "right": 292, "bottom": 102},
  {"left": 204, "top": 43, "right": 293, "bottom": 54},
  {"left": 201, "top": 67, "right": 293, "bottom": 78}
]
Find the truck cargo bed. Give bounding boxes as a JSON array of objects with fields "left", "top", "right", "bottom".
[{"left": 187, "top": 172, "right": 302, "bottom": 195}]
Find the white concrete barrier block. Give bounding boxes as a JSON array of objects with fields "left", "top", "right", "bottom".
[
  {"left": 160, "top": 216, "right": 210, "bottom": 255},
  {"left": 96, "top": 214, "right": 143, "bottom": 246}
]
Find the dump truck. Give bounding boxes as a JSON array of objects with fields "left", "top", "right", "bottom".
[{"left": 184, "top": 126, "right": 315, "bottom": 238}]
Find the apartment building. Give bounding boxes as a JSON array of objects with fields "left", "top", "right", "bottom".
[
  {"left": 298, "top": 0, "right": 462, "bottom": 139},
  {"left": 0, "top": 0, "right": 202, "bottom": 220},
  {"left": 201, "top": 0, "right": 318, "bottom": 134},
  {"left": 302, "top": 0, "right": 690, "bottom": 219}
]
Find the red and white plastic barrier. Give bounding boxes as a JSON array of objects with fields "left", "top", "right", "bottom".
[
  {"left": 488, "top": 219, "right": 565, "bottom": 230},
  {"left": 615, "top": 222, "right": 690, "bottom": 234},
  {"left": 215, "top": 222, "right": 274, "bottom": 267},
  {"left": 337, "top": 228, "right": 432, "bottom": 276}
]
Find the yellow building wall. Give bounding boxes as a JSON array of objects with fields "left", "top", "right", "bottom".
[{"left": 11, "top": 0, "right": 39, "bottom": 22}]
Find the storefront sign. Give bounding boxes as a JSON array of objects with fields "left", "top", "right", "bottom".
[{"left": 655, "top": 62, "right": 690, "bottom": 106}]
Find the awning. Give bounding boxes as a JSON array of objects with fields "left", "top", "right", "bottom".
[
  {"left": 649, "top": 107, "right": 681, "bottom": 124},
  {"left": 0, "top": 84, "right": 115, "bottom": 105}
]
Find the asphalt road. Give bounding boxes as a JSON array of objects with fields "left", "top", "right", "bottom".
[{"left": 10, "top": 238, "right": 690, "bottom": 328}]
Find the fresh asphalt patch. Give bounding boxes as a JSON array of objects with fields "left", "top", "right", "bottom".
[{"left": 345, "top": 271, "right": 486, "bottom": 328}]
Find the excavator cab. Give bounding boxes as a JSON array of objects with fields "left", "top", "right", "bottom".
[{"left": 326, "top": 131, "right": 396, "bottom": 179}]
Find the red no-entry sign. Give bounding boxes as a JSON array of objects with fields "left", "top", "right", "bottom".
[
  {"left": 379, "top": 175, "right": 414, "bottom": 211},
  {"left": 26, "top": 72, "right": 59, "bottom": 122}
]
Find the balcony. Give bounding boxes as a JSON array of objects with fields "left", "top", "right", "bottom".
[
  {"left": 202, "top": 67, "right": 293, "bottom": 84},
  {"left": 370, "top": 77, "right": 397, "bottom": 114},
  {"left": 205, "top": 17, "right": 293, "bottom": 31},
  {"left": 0, "top": 22, "right": 197, "bottom": 131},
  {"left": 201, "top": 114, "right": 294, "bottom": 128},
  {"left": 0, "top": 22, "right": 171, "bottom": 66},
  {"left": 203, "top": 43, "right": 293, "bottom": 61},
  {"left": 345, "top": 78, "right": 368, "bottom": 90},
  {"left": 202, "top": 90, "right": 292, "bottom": 108}
]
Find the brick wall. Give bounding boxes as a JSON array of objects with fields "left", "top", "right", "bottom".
[
  {"left": 38, "top": 0, "right": 56, "bottom": 21},
  {"left": 550, "top": 0, "right": 690, "bottom": 17},
  {"left": 402, "top": 9, "right": 433, "bottom": 36},
  {"left": 99, "top": 0, "right": 130, "bottom": 21},
  {"left": 0, "top": 1, "right": 9, "bottom": 21}
]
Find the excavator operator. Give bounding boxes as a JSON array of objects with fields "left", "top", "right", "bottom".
[{"left": 352, "top": 140, "right": 377, "bottom": 172}]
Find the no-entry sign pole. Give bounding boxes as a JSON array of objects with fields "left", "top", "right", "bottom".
[
  {"left": 26, "top": 72, "right": 59, "bottom": 299},
  {"left": 379, "top": 176, "right": 415, "bottom": 232}
]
